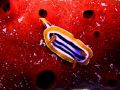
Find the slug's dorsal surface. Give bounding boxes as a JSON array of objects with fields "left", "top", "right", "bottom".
[{"left": 40, "top": 18, "right": 93, "bottom": 68}]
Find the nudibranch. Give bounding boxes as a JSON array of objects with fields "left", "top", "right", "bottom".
[{"left": 40, "top": 18, "right": 93, "bottom": 69}]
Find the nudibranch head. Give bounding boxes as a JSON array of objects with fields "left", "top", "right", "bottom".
[{"left": 40, "top": 18, "right": 93, "bottom": 65}]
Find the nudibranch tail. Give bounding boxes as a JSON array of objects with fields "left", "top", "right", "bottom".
[
  {"left": 40, "top": 18, "right": 52, "bottom": 28},
  {"left": 40, "top": 18, "right": 93, "bottom": 68},
  {"left": 72, "top": 60, "right": 77, "bottom": 69}
]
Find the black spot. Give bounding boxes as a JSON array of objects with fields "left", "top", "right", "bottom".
[
  {"left": 83, "top": 10, "right": 94, "bottom": 19},
  {"left": 39, "top": 9, "right": 47, "bottom": 18},
  {"left": 93, "top": 31, "right": 100, "bottom": 38},
  {"left": 107, "top": 79, "right": 118, "bottom": 87},
  {"left": 36, "top": 70, "right": 55, "bottom": 89},
  {"left": 0, "top": 2, "right": 1, "bottom": 6},
  {"left": 0, "top": 0, "right": 10, "bottom": 12},
  {"left": 3, "top": 2, "right": 10, "bottom": 12}
]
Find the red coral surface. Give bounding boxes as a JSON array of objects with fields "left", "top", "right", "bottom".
[{"left": 0, "top": 0, "right": 120, "bottom": 90}]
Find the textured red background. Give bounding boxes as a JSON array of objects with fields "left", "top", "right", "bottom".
[{"left": 0, "top": 0, "right": 120, "bottom": 90}]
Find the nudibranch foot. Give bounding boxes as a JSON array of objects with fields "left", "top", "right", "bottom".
[{"left": 40, "top": 17, "right": 93, "bottom": 68}]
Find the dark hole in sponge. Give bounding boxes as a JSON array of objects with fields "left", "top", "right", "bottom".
[
  {"left": 83, "top": 10, "right": 94, "bottom": 19},
  {"left": 3, "top": 2, "right": 10, "bottom": 12},
  {"left": 107, "top": 79, "right": 118, "bottom": 87},
  {"left": 39, "top": 9, "right": 47, "bottom": 18},
  {"left": 36, "top": 70, "right": 55, "bottom": 89},
  {"left": 93, "top": 31, "right": 100, "bottom": 38},
  {"left": 0, "top": 0, "right": 10, "bottom": 12}
]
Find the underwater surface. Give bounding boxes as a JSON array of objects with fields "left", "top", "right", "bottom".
[{"left": 0, "top": 0, "right": 120, "bottom": 90}]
